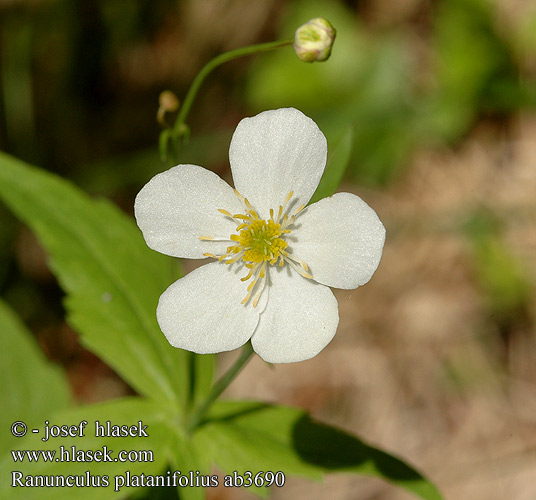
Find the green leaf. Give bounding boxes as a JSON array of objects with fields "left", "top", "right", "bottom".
[
  {"left": 0, "top": 299, "right": 71, "bottom": 455},
  {"left": 0, "top": 398, "right": 171, "bottom": 499},
  {"left": 194, "top": 401, "right": 443, "bottom": 500},
  {"left": 0, "top": 152, "right": 189, "bottom": 408},
  {"left": 291, "top": 416, "right": 443, "bottom": 500},
  {"left": 193, "top": 402, "right": 319, "bottom": 498},
  {"left": 310, "top": 124, "right": 354, "bottom": 204},
  {"left": 167, "top": 426, "right": 212, "bottom": 500}
]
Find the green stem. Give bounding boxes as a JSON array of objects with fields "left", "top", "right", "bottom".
[
  {"left": 173, "top": 39, "right": 293, "bottom": 137},
  {"left": 186, "top": 342, "right": 255, "bottom": 434}
]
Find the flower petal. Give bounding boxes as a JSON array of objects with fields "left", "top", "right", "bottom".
[
  {"left": 134, "top": 164, "right": 243, "bottom": 258},
  {"left": 229, "top": 108, "right": 327, "bottom": 218},
  {"left": 251, "top": 268, "right": 339, "bottom": 363},
  {"left": 291, "top": 192, "right": 385, "bottom": 289},
  {"left": 157, "top": 262, "right": 260, "bottom": 354}
]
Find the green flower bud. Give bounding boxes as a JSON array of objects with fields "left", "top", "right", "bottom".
[{"left": 294, "top": 18, "right": 336, "bottom": 63}]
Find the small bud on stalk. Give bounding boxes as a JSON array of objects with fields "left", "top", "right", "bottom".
[
  {"left": 157, "top": 90, "right": 180, "bottom": 127},
  {"left": 294, "top": 18, "right": 336, "bottom": 63}
]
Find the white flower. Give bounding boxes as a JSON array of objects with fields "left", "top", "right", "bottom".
[{"left": 135, "top": 108, "right": 385, "bottom": 363}]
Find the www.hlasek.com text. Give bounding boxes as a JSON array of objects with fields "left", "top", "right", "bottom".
[{"left": 11, "top": 445, "right": 153, "bottom": 463}]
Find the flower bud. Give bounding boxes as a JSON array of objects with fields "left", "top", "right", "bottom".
[
  {"left": 159, "top": 90, "right": 179, "bottom": 112},
  {"left": 294, "top": 18, "right": 336, "bottom": 63},
  {"left": 157, "top": 90, "right": 180, "bottom": 126}
]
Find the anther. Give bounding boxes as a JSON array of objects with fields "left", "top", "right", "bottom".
[
  {"left": 241, "top": 267, "right": 255, "bottom": 282},
  {"left": 295, "top": 204, "right": 306, "bottom": 215},
  {"left": 233, "top": 189, "right": 244, "bottom": 202},
  {"left": 218, "top": 209, "right": 233, "bottom": 217}
]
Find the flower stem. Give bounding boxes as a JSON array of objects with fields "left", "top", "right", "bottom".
[
  {"left": 172, "top": 39, "right": 293, "bottom": 138},
  {"left": 186, "top": 341, "right": 255, "bottom": 434}
]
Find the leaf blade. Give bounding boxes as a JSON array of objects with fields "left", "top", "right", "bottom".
[
  {"left": 0, "top": 152, "right": 188, "bottom": 407},
  {"left": 195, "top": 401, "right": 444, "bottom": 500},
  {"left": 0, "top": 299, "right": 71, "bottom": 455}
]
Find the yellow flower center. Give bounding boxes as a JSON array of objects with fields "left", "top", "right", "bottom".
[
  {"left": 199, "top": 190, "right": 312, "bottom": 307},
  {"left": 231, "top": 218, "right": 288, "bottom": 264}
]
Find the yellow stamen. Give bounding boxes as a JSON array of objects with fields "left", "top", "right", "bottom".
[
  {"left": 277, "top": 206, "right": 283, "bottom": 222},
  {"left": 200, "top": 190, "right": 313, "bottom": 306},
  {"left": 233, "top": 189, "right": 244, "bottom": 202},
  {"left": 240, "top": 267, "right": 256, "bottom": 282},
  {"left": 285, "top": 191, "right": 294, "bottom": 203}
]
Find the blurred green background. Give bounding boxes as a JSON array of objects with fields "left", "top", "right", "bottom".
[{"left": 1, "top": 0, "right": 536, "bottom": 499}]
